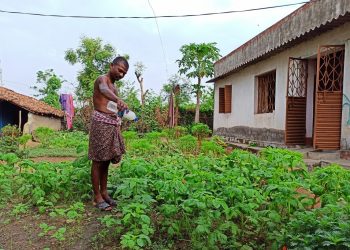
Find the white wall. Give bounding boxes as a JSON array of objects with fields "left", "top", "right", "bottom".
[
  {"left": 214, "top": 22, "right": 350, "bottom": 149},
  {"left": 23, "top": 113, "right": 62, "bottom": 134},
  {"left": 306, "top": 59, "right": 316, "bottom": 139},
  {"left": 342, "top": 40, "right": 350, "bottom": 149}
]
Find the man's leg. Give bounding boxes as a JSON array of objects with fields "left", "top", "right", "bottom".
[
  {"left": 100, "top": 160, "right": 111, "bottom": 201},
  {"left": 91, "top": 160, "right": 105, "bottom": 203}
]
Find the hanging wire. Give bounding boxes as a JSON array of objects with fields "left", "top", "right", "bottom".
[{"left": 0, "top": 2, "right": 308, "bottom": 19}]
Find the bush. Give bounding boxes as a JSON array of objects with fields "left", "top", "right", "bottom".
[
  {"left": 0, "top": 125, "right": 22, "bottom": 155},
  {"left": 201, "top": 140, "right": 225, "bottom": 156},
  {"left": 174, "top": 126, "right": 188, "bottom": 138},
  {"left": 1, "top": 124, "right": 20, "bottom": 137},
  {"left": 33, "top": 127, "right": 55, "bottom": 146},
  {"left": 191, "top": 123, "right": 211, "bottom": 139},
  {"left": 178, "top": 135, "right": 197, "bottom": 154}
]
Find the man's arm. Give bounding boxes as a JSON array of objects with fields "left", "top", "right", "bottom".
[{"left": 98, "top": 80, "right": 128, "bottom": 110}]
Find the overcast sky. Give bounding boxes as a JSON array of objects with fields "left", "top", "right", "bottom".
[{"left": 0, "top": 0, "right": 306, "bottom": 97}]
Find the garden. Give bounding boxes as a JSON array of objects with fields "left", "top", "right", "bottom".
[{"left": 1, "top": 124, "right": 350, "bottom": 250}]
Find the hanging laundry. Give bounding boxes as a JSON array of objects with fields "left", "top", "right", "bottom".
[{"left": 59, "top": 94, "right": 75, "bottom": 129}]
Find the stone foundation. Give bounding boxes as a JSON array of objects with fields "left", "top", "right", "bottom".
[
  {"left": 215, "top": 126, "right": 286, "bottom": 148},
  {"left": 340, "top": 150, "right": 350, "bottom": 160}
]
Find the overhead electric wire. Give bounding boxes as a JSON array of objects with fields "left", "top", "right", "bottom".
[
  {"left": 0, "top": 2, "right": 308, "bottom": 19},
  {"left": 147, "top": 0, "right": 169, "bottom": 78}
]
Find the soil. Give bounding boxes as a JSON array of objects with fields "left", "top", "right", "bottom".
[
  {"left": 0, "top": 204, "right": 123, "bottom": 250},
  {"left": 30, "top": 157, "right": 77, "bottom": 163}
]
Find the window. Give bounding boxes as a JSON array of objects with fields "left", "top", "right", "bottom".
[
  {"left": 257, "top": 71, "right": 276, "bottom": 113},
  {"left": 219, "top": 85, "right": 232, "bottom": 113}
]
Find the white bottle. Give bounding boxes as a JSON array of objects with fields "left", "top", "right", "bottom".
[
  {"left": 106, "top": 101, "right": 138, "bottom": 122},
  {"left": 122, "top": 110, "right": 138, "bottom": 121}
]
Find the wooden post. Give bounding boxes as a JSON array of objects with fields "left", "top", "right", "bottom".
[{"left": 19, "top": 110, "right": 22, "bottom": 131}]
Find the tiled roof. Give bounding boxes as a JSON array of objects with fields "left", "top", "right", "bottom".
[
  {"left": 210, "top": 0, "right": 350, "bottom": 82},
  {"left": 0, "top": 87, "right": 64, "bottom": 118}
]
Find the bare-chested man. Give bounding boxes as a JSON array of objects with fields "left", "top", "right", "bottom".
[{"left": 88, "top": 56, "right": 129, "bottom": 211}]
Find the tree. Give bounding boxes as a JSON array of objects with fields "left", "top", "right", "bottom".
[
  {"left": 162, "top": 74, "right": 192, "bottom": 106},
  {"left": 65, "top": 36, "right": 128, "bottom": 102},
  {"left": 177, "top": 42, "right": 220, "bottom": 123},
  {"left": 134, "top": 61, "right": 148, "bottom": 107},
  {"left": 162, "top": 74, "right": 192, "bottom": 127},
  {"left": 200, "top": 86, "right": 214, "bottom": 112},
  {"left": 32, "top": 69, "right": 64, "bottom": 109}
]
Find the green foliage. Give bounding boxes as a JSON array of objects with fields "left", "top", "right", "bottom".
[
  {"left": 162, "top": 74, "right": 192, "bottom": 107},
  {"left": 174, "top": 126, "right": 188, "bottom": 138},
  {"left": 33, "top": 127, "right": 55, "bottom": 146},
  {"left": 2, "top": 129, "right": 350, "bottom": 249},
  {"left": 191, "top": 123, "right": 211, "bottom": 139},
  {"left": 0, "top": 125, "right": 29, "bottom": 158},
  {"left": 32, "top": 69, "right": 64, "bottom": 109},
  {"left": 201, "top": 140, "right": 225, "bottom": 156},
  {"left": 133, "top": 91, "right": 166, "bottom": 133},
  {"left": 29, "top": 129, "right": 87, "bottom": 157},
  {"left": 310, "top": 164, "right": 350, "bottom": 205},
  {"left": 1, "top": 124, "right": 20, "bottom": 137},
  {"left": 177, "top": 42, "right": 220, "bottom": 122},
  {"left": 178, "top": 135, "right": 197, "bottom": 153},
  {"left": 0, "top": 154, "right": 91, "bottom": 209},
  {"left": 65, "top": 36, "right": 119, "bottom": 101},
  {"left": 122, "top": 131, "right": 139, "bottom": 140},
  {"left": 273, "top": 204, "right": 350, "bottom": 249},
  {"left": 177, "top": 42, "right": 220, "bottom": 81}
]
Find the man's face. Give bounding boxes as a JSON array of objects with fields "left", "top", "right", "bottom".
[{"left": 110, "top": 62, "right": 128, "bottom": 80}]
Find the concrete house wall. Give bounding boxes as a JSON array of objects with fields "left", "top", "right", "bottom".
[
  {"left": 214, "top": 22, "right": 350, "bottom": 149},
  {"left": 23, "top": 113, "right": 62, "bottom": 134}
]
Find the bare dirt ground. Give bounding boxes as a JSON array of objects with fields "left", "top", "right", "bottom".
[
  {"left": 29, "top": 156, "right": 77, "bottom": 163},
  {"left": 0, "top": 204, "right": 123, "bottom": 250}
]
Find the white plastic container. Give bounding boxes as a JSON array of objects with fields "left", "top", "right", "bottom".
[{"left": 106, "top": 101, "right": 138, "bottom": 121}]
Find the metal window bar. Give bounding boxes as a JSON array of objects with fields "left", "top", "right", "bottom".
[
  {"left": 317, "top": 46, "right": 344, "bottom": 92},
  {"left": 258, "top": 71, "right": 276, "bottom": 113}
]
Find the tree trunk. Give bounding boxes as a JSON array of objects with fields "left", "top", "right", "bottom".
[
  {"left": 135, "top": 72, "right": 145, "bottom": 107},
  {"left": 195, "top": 78, "right": 201, "bottom": 123}
]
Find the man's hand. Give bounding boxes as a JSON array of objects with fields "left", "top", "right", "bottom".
[{"left": 117, "top": 100, "right": 128, "bottom": 111}]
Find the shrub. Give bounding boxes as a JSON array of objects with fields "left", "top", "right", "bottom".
[
  {"left": 191, "top": 123, "right": 211, "bottom": 139},
  {"left": 33, "top": 127, "right": 55, "bottom": 146},
  {"left": 201, "top": 140, "right": 225, "bottom": 156},
  {"left": 178, "top": 135, "right": 197, "bottom": 154},
  {"left": 1, "top": 124, "right": 20, "bottom": 137}
]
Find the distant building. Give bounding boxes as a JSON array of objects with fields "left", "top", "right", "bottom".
[
  {"left": 0, "top": 86, "right": 64, "bottom": 133},
  {"left": 210, "top": 0, "right": 350, "bottom": 151}
]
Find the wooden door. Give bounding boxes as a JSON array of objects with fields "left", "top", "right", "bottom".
[
  {"left": 285, "top": 58, "right": 308, "bottom": 145},
  {"left": 314, "top": 45, "right": 344, "bottom": 150}
]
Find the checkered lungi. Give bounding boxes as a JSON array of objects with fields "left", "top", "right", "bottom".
[{"left": 88, "top": 110, "right": 125, "bottom": 163}]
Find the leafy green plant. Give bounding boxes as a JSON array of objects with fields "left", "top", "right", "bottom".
[
  {"left": 52, "top": 227, "right": 67, "bottom": 241},
  {"left": 33, "top": 127, "right": 55, "bottom": 146},
  {"left": 11, "top": 203, "right": 30, "bottom": 217},
  {"left": 178, "top": 135, "right": 197, "bottom": 154},
  {"left": 201, "top": 140, "right": 225, "bottom": 156},
  {"left": 191, "top": 123, "right": 211, "bottom": 150},
  {"left": 39, "top": 223, "right": 56, "bottom": 237}
]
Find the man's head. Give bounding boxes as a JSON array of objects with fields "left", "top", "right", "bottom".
[{"left": 110, "top": 56, "right": 129, "bottom": 81}]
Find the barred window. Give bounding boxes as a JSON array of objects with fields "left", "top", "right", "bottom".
[
  {"left": 257, "top": 71, "right": 276, "bottom": 113},
  {"left": 219, "top": 85, "right": 232, "bottom": 113}
]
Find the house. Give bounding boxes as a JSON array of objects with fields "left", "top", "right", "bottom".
[
  {"left": 0, "top": 86, "right": 64, "bottom": 133},
  {"left": 210, "top": 0, "right": 350, "bottom": 153}
]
